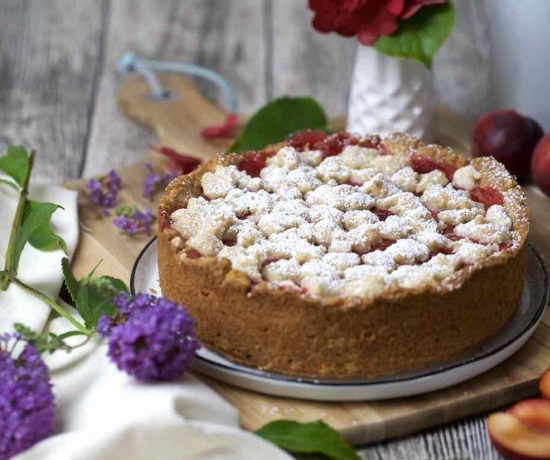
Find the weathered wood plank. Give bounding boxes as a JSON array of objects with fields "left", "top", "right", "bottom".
[
  {"left": 0, "top": 0, "right": 106, "bottom": 184},
  {"left": 193, "top": 0, "right": 268, "bottom": 114},
  {"left": 270, "top": 0, "right": 355, "bottom": 118},
  {"left": 359, "top": 414, "right": 500, "bottom": 459},
  {"left": 82, "top": 0, "right": 267, "bottom": 178},
  {"left": 433, "top": 0, "right": 491, "bottom": 121}
]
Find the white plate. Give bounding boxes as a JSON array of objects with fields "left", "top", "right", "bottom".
[{"left": 131, "top": 240, "right": 548, "bottom": 401}]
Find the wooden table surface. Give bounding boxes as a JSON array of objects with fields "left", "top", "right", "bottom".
[{"left": 0, "top": 1, "right": 506, "bottom": 458}]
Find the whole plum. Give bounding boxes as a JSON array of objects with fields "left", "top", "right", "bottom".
[
  {"left": 532, "top": 134, "right": 550, "bottom": 196},
  {"left": 472, "top": 109, "right": 543, "bottom": 183}
]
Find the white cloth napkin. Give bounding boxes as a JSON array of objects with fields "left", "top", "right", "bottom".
[
  {"left": 18, "top": 348, "right": 290, "bottom": 460},
  {"left": 0, "top": 184, "right": 79, "bottom": 333},
  {"left": 0, "top": 183, "right": 290, "bottom": 460}
]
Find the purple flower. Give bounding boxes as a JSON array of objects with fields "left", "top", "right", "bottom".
[
  {"left": 99, "top": 293, "right": 199, "bottom": 381},
  {"left": 0, "top": 334, "right": 54, "bottom": 460},
  {"left": 86, "top": 169, "right": 122, "bottom": 213},
  {"left": 113, "top": 205, "right": 155, "bottom": 236},
  {"left": 96, "top": 315, "right": 113, "bottom": 337},
  {"left": 142, "top": 163, "right": 176, "bottom": 200}
]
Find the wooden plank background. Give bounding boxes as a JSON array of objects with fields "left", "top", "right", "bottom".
[{"left": 0, "top": 1, "right": 523, "bottom": 458}]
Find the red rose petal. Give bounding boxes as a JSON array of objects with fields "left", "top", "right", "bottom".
[
  {"left": 157, "top": 147, "right": 202, "bottom": 174},
  {"left": 402, "top": 0, "right": 446, "bottom": 19},
  {"left": 309, "top": 0, "right": 438, "bottom": 46},
  {"left": 386, "top": 0, "right": 405, "bottom": 15},
  {"left": 200, "top": 113, "right": 240, "bottom": 140}
]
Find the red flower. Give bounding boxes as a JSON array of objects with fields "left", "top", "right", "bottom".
[{"left": 309, "top": 0, "right": 446, "bottom": 45}]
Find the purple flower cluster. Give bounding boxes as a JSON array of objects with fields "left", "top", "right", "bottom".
[
  {"left": 86, "top": 169, "right": 122, "bottom": 213},
  {"left": 98, "top": 293, "right": 199, "bottom": 381},
  {"left": 112, "top": 206, "right": 155, "bottom": 236},
  {"left": 0, "top": 334, "right": 54, "bottom": 460},
  {"left": 142, "top": 162, "right": 176, "bottom": 200}
]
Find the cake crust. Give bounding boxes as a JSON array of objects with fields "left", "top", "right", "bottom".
[{"left": 158, "top": 133, "right": 529, "bottom": 379}]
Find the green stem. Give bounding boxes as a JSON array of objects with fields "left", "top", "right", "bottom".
[
  {"left": 67, "top": 334, "right": 94, "bottom": 350},
  {"left": 1, "top": 151, "right": 35, "bottom": 290},
  {"left": 49, "top": 335, "right": 100, "bottom": 376},
  {"left": 10, "top": 275, "right": 91, "bottom": 336}
]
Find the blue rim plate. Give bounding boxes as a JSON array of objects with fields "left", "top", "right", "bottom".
[{"left": 131, "top": 239, "right": 548, "bottom": 401}]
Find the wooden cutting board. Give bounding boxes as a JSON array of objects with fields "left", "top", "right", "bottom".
[{"left": 66, "top": 74, "right": 550, "bottom": 445}]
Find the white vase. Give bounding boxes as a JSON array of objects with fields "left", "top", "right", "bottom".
[{"left": 346, "top": 46, "right": 436, "bottom": 139}]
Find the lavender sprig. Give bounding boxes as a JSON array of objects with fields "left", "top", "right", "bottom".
[
  {"left": 0, "top": 334, "right": 54, "bottom": 460},
  {"left": 98, "top": 293, "right": 199, "bottom": 381},
  {"left": 142, "top": 162, "right": 176, "bottom": 200},
  {"left": 86, "top": 169, "right": 122, "bottom": 214},
  {"left": 112, "top": 205, "right": 155, "bottom": 236}
]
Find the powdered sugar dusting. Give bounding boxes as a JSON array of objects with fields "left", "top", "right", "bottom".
[{"left": 169, "top": 136, "right": 523, "bottom": 299}]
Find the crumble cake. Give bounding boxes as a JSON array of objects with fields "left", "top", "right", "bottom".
[{"left": 157, "top": 131, "right": 529, "bottom": 378}]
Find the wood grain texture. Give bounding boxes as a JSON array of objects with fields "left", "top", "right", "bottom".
[
  {"left": 192, "top": 0, "right": 268, "bottom": 114},
  {"left": 83, "top": 0, "right": 267, "bottom": 178},
  {"left": 0, "top": 0, "right": 106, "bottom": 183},
  {"left": 117, "top": 74, "right": 228, "bottom": 160},
  {"left": 359, "top": 414, "right": 501, "bottom": 459},
  {"left": 433, "top": 0, "right": 491, "bottom": 121},
  {"left": 3, "top": 2, "right": 546, "bottom": 458},
  {"left": 270, "top": 0, "right": 355, "bottom": 118}
]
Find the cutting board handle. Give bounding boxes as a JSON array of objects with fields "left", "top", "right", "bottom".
[{"left": 118, "top": 74, "right": 231, "bottom": 160}]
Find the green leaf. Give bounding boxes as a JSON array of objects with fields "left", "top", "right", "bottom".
[
  {"left": 0, "top": 146, "right": 30, "bottom": 187},
  {"left": 256, "top": 420, "right": 359, "bottom": 460},
  {"left": 12, "top": 200, "right": 67, "bottom": 271},
  {"left": 62, "top": 258, "right": 128, "bottom": 330},
  {"left": 77, "top": 276, "right": 128, "bottom": 329},
  {"left": 62, "top": 257, "right": 80, "bottom": 305},
  {"left": 100, "top": 276, "right": 129, "bottom": 294},
  {"left": 374, "top": 1, "right": 455, "bottom": 68},
  {"left": 228, "top": 97, "right": 327, "bottom": 153}
]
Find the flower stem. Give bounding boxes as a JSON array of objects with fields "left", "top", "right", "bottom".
[
  {"left": 0, "top": 151, "right": 35, "bottom": 290},
  {"left": 10, "top": 275, "right": 91, "bottom": 336}
]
